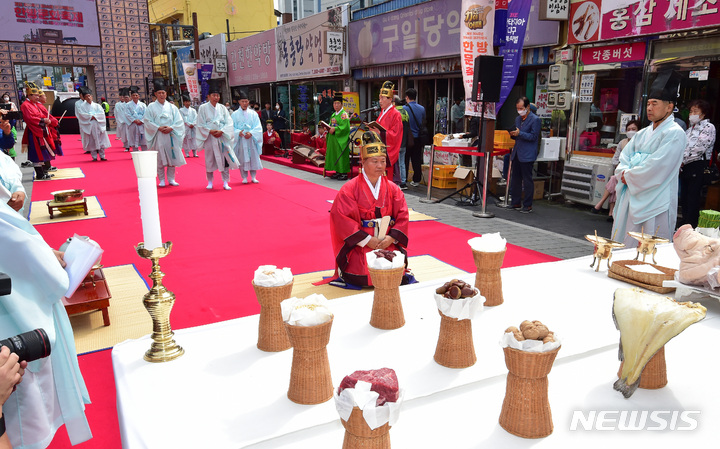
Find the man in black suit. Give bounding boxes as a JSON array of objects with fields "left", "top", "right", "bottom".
[{"left": 261, "top": 102, "right": 272, "bottom": 123}]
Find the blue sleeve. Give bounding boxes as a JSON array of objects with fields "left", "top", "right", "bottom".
[
  {"left": 517, "top": 116, "right": 541, "bottom": 142},
  {"left": 0, "top": 131, "right": 14, "bottom": 149}
]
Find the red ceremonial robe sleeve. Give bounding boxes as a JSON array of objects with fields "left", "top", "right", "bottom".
[
  {"left": 376, "top": 107, "right": 402, "bottom": 175},
  {"left": 329, "top": 176, "right": 409, "bottom": 286}
]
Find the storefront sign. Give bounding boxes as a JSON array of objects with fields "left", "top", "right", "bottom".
[
  {"left": 342, "top": 91, "right": 360, "bottom": 120},
  {"left": 690, "top": 70, "right": 709, "bottom": 81},
  {"left": 1, "top": 0, "right": 101, "bottom": 46},
  {"left": 182, "top": 63, "right": 200, "bottom": 102},
  {"left": 525, "top": 0, "right": 562, "bottom": 47},
  {"left": 497, "top": 0, "right": 533, "bottom": 110},
  {"left": 227, "top": 29, "right": 277, "bottom": 86},
  {"left": 325, "top": 31, "right": 343, "bottom": 55},
  {"left": 276, "top": 6, "right": 348, "bottom": 80},
  {"left": 199, "top": 34, "right": 226, "bottom": 80},
  {"left": 215, "top": 57, "right": 227, "bottom": 74},
  {"left": 535, "top": 70, "right": 551, "bottom": 118},
  {"left": 540, "top": 0, "right": 570, "bottom": 20},
  {"left": 570, "top": 0, "right": 720, "bottom": 44},
  {"left": 461, "top": 0, "right": 496, "bottom": 118},
  {"left": 580, "top": 41, "right": 646, "bottom": 65},
  {"left": 348, "top": 0, "right": 463, "bottom": 67},
  {"left": 579, "top": 73, "right": 596, "bottom": 102}
]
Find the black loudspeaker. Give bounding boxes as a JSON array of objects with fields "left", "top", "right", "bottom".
[{"left": 471, "top": 55, "right": 503, "bottom": 103}]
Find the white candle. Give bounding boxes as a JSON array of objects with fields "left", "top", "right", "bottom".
[{"left": 131, "top": 151, "right": 163, "bottom": 250}]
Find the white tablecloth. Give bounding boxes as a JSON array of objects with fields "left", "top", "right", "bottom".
[{"left": 112, "top": 245, "right": 719, "bottom": 448}]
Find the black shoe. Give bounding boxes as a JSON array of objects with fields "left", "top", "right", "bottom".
[
  {"left": 40, "top": 174, "right": 53, "bottom": 180},
  {"left": 519, "top": 206, "right": 533, "bottom": 214},
  {"left": 101, "top": 157, "right": 107, "bottom": 161},
  {"left": 337, "top": 174, "right": 348, "bottom": 181},
  {"left": 590, "top": 207, "right": 600, "bottom": 214},
  {"left": 330, "top": 173, "right": 339, "bottom": 179},
  {"left": 21, "top": 161, "right": 34, "bottom": 168},
  {"left": 504, "top": 204, "right": 521, "bottom": 210},
  {"left": 399, "top": 183, "right": 408, "bottom": 190},
  {"left": 48, "top": 166, "right": 57, "bottom": 171}
]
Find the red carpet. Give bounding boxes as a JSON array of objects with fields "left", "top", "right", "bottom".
[{"left": 36, "top": 134, "right": 558, "bottom": 448}]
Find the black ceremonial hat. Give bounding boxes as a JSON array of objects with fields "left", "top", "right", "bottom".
[
  {"left": 332, "top": 92, "right": 344, "bottom": 103},
  {"left": 182, "top": 94, "right": 191, "bottom": 102},
  {"left": 208, "top": 80, "right": 222, "bottom": 95},
  {"left": 648, "top": 70, "right": 683, "bottom": 103},
  {"left": 237, "top": 90, "right": 248, "bottom": 100},
  {"left": 78, "top": 86, "right": 92, "bottom": 96},
  {"left": 153, "top": 78, "right": 167, "bottom": 92},
  {"left": 129, "top": 86, "right": 140, "bottom": 94},
  {"left": 119, "top": 87, "right": 130, "bottom": 96}
]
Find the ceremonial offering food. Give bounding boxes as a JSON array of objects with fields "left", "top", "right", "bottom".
[
  {"left": 613, "top": 288, "right": 706, "bottom": 398},
  {"left": 673, "top": 224, "right": 720, "bottom": 287},
  {"left": 373, "top": 249, "right": 396, "bottom": 262},
  {"left": 281, "top": 294, "right": 333, "bottom": 326},
  {"left": 338, "top": 368, "right": 399, "bottom": 406},
  {"left": 435, "top": 279, "right": 477, "bottom": 299},
  {"left": 505, "top": 320, "right": 555, "bottom": 343},
  {"left": 51, "top": 189, "right": 84, "bottom": 203}
]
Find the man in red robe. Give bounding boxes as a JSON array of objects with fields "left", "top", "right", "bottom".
[
  {"left": 329, "top": 130, "right": 409, "bottom": 287},
  {"left": 20, "top": 81, "right": 55, "bottom": 180},
  {"left": 291, "top": 122, "right": 313, "bottom": 147},
  {"left": 371, "top": 81, "right": 402, "bottom": 179}
]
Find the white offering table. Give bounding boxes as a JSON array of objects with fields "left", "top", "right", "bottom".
[{"left": 112, "top": 245, "right": 719, "bottom": 448}]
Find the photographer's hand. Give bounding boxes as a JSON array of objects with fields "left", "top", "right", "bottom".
[{"left": 0, "top": 346, "right": 22, "bottom": 406}]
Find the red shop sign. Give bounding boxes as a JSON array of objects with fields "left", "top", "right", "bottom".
[{"left": 580, "top": 41, "right": 646, "bottom": 65}]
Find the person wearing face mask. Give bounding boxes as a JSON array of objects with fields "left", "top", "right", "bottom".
[
  {"left": 612, "top": 70, "right": 687, "bottom": 246},
  {"left": 505, "top": 97, "right": 541, "bottom": 213},
  {"left": 591, "top": 119, "right": 641, "bottom": 220},
  {"left": 679, "top": 99, "right": 716, "bottom": 228}
]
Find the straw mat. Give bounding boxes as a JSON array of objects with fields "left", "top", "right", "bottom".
[
  {"left": 29, "top": 195, "right": 105, "bottom": 225},
  {"left": 325, "top": 201, "right": 436, "bottom": 222},
  {"left": 34, "top": 167, "right": 85, "bottom": 181},
  {"left": 291, "top": 255, "right": 468, "bottom": 300},
  {"left": 70, "top": 264, "right": 152, "bottom": 354}
]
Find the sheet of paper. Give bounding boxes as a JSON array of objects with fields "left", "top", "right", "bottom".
[{"left": 63, "top": 234, "right": 104, "bottom": 298}]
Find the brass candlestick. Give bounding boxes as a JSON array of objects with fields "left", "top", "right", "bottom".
[{"left": 135, "top": 242, "right": 185, "bottom": 363}]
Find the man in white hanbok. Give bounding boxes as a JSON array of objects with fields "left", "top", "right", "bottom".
[
  {"left": 75, "top": 87, "right": 111, "bottom": 161},
  {"left": 126, "top": 86, "right": 147, "bottom": 152},
  {"left": 0, "top": 201, "right": 93, "bottom": 449},
  {"left": 180, "top": 95, "right": 199, "bottom": 158},
  {"left": 613, "top": 70, "right": 687, "bottom": 246},
  {"left": 144, "top": 81, "right": 186, "bottom": 187},
  {"left": 231, "top": 91, "right": 263, "bottom": 184},
  {"left": 196, "top": 85, "right": 238, "bottom": 190},
  {"left": 114, "top": 87, "right": 130, "bottom": 151}
]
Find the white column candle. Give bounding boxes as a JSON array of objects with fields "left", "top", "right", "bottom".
[{"left": 131, "top": 151, "right": 163, "bottom": 250}]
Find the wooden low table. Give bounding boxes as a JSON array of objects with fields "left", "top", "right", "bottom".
[
  {"left": 47, "top": 198, "right": 88, "bottom": 219},
  {"left": 62, "top": 267, "right": 112, "bottom": 326}
]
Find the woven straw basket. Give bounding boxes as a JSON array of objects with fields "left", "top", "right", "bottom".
[
  {"left": 285, "top": 317, "right": 334, "bottom": 405},
  {"left": 472, "top": 249, "right": 505, "bottom": 306},
  {"left": 253, "top": 281, "right": 294, "bottom": 352},
  {"left": 499, "top": 346, "right": 560, "bottom": 439},
  {"left": 434, "top": 311, "right": 476, "bottom": 368},
  {"left": 368, "top": 266, "right": 405, "bottom": 330},
  {"left": 618, "top": 345, "right": 667, "bottom": 390},
  {"left": 341, "top": 406, "right": 392, "bottom": 449}
]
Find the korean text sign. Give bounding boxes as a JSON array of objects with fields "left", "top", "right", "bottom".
[
  {"left": 2, "top": 0, "right": 101, "bottom": 46},
  {"left": 276, "top": 6, "right": 347, "bottom": 80},
  {"left": 461, "top": 0, "right": 496, "bottom": 117},
  {"left": 227, "top": 29, "right": 277, "bottom": 85},
  {"left": 579, "top": 42, "right": 646, "bottom": 65},
  {"left": 349, "top": 0, "right": 463, "bottom": 67}
]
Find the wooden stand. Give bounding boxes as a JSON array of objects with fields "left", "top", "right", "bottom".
[
  {"left": 62, "top": 267, "right": 112, "bottom": 326},
  {"left": 47, "top": 197, "right": 88, "bottom": 219}
]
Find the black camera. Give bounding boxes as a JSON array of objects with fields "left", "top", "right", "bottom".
[
  {"left": 0, "top": 272, "right": 9, "bottom": 297},
  {"left": 0, "top": 329, "right": 51, "bottom": 363}
]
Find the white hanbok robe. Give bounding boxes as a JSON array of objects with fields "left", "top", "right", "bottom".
[
  {"left": 0, "top": 152, "right": 25, "bottom": 216},
  {"left": 144, "top": 100, "right": 186, "bottom": 168},
  {"left": 179, "top": 106, "right": 198, "bottom": 151},
  {"left": 75, "top": 100, "right": 111, "bottom": 150},
  {"left": 231, "top": 107, "right": 263, "bottom": 172},
  {"left": 196, "top": 102, "right": 238, "bottom": 172},
  {"left": 0, "top": 202, "right": 92, "bottom": 449},
  {"left": 125, "top": 100, "right": 147, "bottom": 148},
  {"left": 612, "top": 114, "right": 687, "bottom": 246},
  {"left": 114, "top": 101, "right": 128, "bottom": 145}
]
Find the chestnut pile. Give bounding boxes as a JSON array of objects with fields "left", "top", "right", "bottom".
[
  {"left": 435, "top": 279, "right": 478, "bottom": 300},
  {"left": 373, "top": 249, "right": 397, "bottom": 261},
  {"left": 505, "top": 320, "right": 555, "bottom": 343}
]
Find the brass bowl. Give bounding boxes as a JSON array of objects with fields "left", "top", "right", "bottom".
[{"left": 51, "top": 189, "right": 84, "bottom": 203}]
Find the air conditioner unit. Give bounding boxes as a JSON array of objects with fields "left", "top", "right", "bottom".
[{"left": 548, "top": 64, "right": 570, "bottom": 91}]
